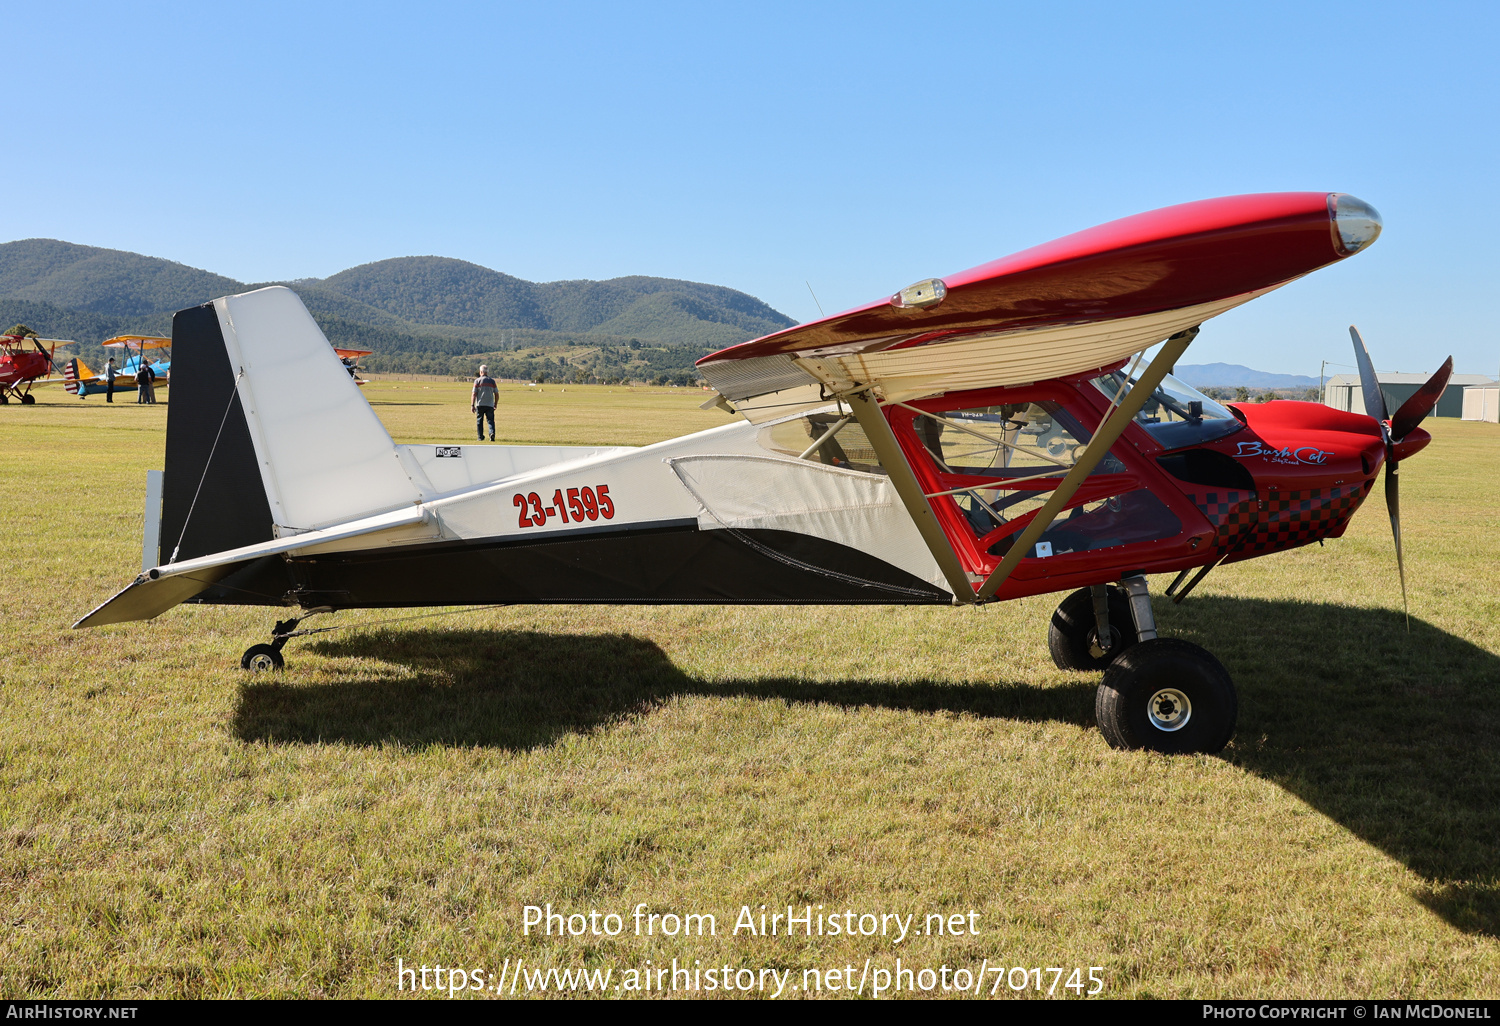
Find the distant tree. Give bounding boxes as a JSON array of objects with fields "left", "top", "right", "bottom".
[
  {"left": 5, "top": 324, "right": 37, "bottom": 338},
  {"left": 1260, "top": 391, "right": 1277, "bottom": 403},
  {"left": 1234, "top": 386, "right": 1251, "bottom": 402}
]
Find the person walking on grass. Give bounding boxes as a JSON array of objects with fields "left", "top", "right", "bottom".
[{"left": 472, "top": 364, "right": 498, "bottom": 441}]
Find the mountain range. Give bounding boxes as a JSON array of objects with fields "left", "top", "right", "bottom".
[
  {"left": 1175, "top": 363, "right": 1321, "bottom": 390},
  {"left": 0, "top": 238, "right": 796, "bottom": 383}
]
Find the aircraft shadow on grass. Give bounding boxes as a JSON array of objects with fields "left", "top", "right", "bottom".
[{"left": 231, "top": 595, "right": 1500, "bottom": 937}]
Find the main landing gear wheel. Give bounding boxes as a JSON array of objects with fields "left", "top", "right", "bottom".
[
  {"left": 1094, "top": 638, "right": 1237, "bottom": 754},
  {"left": 19, "top": 393, "right": 34, "bottom": 405},
  {"left": 240, "top": 644, "right": 285, "bottom": 672},
  {"left": 1048, "top": 586, "right": 1138, "bottom": 671}
]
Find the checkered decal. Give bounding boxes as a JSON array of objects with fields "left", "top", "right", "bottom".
[
  {"left": 1241, "top": 484, "right": 1368, "bottom": 554},
  {"left": 1186, "top": 483, "right": 1371, "bottom": 556},
  {"left": 1185, "top": 489, "right": 1257, "bottom": 556}
]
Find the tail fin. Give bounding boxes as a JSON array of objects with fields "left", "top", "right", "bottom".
[
  {"left": 63, "top": 357, "right": 81, "bottom": 394},
  {"left": 159, "top": 286, "right": 419, "bottom": 564}
]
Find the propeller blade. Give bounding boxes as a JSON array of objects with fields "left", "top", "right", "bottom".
[
  {"left": 1386, "top": 457, "right": 1408, "bottom": 631},
  {"left": 1349, "top": 325, "right": 1389, "bottom": 427},
  {"left": 1389, "top": 356, "right": 1455, "bottom": 441}
]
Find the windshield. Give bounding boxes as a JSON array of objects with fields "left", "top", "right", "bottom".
[{"left": 1091, "top": 371, "right": 1243, "bottom": 450}]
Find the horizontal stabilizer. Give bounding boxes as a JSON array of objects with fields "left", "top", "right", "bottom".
[
  {"left": 75, "top": 505, "right": 429, "bottom": 628},
  {"left": 73, "top": 562, "right": 253, "bottom": 628}
]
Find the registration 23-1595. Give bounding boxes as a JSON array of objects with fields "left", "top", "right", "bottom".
[{"left": 514, "top": 485, "right": 616, "bottom": 528}]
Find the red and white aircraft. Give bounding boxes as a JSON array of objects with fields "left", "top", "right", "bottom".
[{"left": 75, "top": 192, "right": 1450, "bottom": 754}]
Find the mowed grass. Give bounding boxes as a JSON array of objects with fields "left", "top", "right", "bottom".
[{"left": 2, "top": 383, "right": 1499, "bottom": 999}]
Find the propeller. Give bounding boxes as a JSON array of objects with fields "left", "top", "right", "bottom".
[{"left": 1349, "top": 326, "right": 1453, "bottom": 629}]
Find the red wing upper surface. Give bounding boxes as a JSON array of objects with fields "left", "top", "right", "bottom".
[{"left": 697, "top": 193, "right": 1375, "bottom": 410}]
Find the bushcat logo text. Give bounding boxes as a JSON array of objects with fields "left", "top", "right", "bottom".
[{"left": 1234, "top": 441, "right": 1332, "bottom": 466}]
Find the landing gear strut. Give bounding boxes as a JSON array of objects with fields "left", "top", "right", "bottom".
[
  {"left": 1047, "top": 575, "right": 1238, "bottom": 754},
  {"left": 239, "top": 608, "right": 332, "bottom": 671}
]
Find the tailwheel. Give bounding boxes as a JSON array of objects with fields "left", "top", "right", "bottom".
[
  {"left": 240, "top": 644, "right": 285, "bottom": 672},
  {"left": 1048, "top": 585, "right": 1137, "bottom": 671},
  {"left": 1094, "top": 639, "right": 1237, "bottom": 754},
  {"left": 238, "top": 611, "right": 330, "bottom": 671}
]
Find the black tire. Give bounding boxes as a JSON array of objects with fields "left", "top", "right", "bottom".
[
  {"left": 240, "top": 644, "right": 285, "bottom": 672},
  {"left": 19, "top": 393, "right": 34, "bottom": 405},
  {"left": 1095, "top": 638, "right": 1236, "bottom": 754},
  {"left": 1048, "top": 586, "right": 1138, "bottom": 671}
]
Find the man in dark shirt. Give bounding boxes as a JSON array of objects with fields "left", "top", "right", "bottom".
[
  {"left": 471, "top": 365, "right": 498, "bottom": 441},
  {"left": 135, "top": 362, "right": 152, "bottom": 404}
]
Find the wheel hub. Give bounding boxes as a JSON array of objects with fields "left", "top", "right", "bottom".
[
  {"left": 1088, "top": 625, "right": 1121, "bottom": 660},
  {"left": 1146, "top": 687, "right": 1192, "bottom": 731}
]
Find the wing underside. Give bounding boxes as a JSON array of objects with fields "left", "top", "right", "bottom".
[{"left": 698, "top": 192, "right": 1361, "bottom": 418}]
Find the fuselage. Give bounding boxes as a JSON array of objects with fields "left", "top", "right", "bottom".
[
  {"left": 0, "top": 347, "right": 50, "bottom": 388},
  {"left": 193, "top": 370, "right": 1405, "bottom": 612}
]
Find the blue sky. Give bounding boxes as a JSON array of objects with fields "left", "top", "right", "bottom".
[{"left": 4, "top": 1, "right": 1495, "bottom": 376}]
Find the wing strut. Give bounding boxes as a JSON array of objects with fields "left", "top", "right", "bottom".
[
  {"left": 845, "top": 390, "right": 977, "bottom": 604},
  {"left": 974, "top": 327, "right": 1199, "bottom": 602}
]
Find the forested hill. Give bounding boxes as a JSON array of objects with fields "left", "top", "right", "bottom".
[
  {"left": 0, "top": 239, "right": 796, "bottom": 382},
  {"left": 317, "top": 257, "right": 792, "bottom": 343},
  {"left": 0, "top": 239, "right": 241, "bottom": 317}
]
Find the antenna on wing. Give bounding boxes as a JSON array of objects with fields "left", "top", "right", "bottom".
[{"left": 805, "top": 281, "right": 825, "bottom": 318}]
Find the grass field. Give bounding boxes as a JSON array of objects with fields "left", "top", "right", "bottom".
[{"left": 3, "top": 382, "right": 1499, "bottom": 999}]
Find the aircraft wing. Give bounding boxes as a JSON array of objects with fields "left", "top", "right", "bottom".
[
  {"left": 697, "top": 192, "right": 1380, "bottom": 420},
  {"left": 103, "top": 335, "right": 172, "bottom": 350}
]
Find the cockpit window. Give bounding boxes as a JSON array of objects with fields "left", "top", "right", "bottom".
[
  {"left": 915, "top": 401, "right": 1126, "bottom": 480},
  {"left": 904, "top": 400, "right": 1133, "bottom": 547},
  {"left": 1091, "top": 371, "right": 1244, "bottom": 450},
  {"left": 759, "top": 412, "right": 885, "bottom": 473}
]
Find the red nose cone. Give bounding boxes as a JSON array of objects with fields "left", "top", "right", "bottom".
[{"left": 1391, "top": 425, "right": 1431, "bottom": 462}]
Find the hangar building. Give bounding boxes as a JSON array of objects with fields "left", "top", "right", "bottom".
[
  {"left": 1463, "top": 383, "right": 1500, "bottom": 423},
  {"left": 1323, "top": 372, "right": 1497, "bottom": 418}
]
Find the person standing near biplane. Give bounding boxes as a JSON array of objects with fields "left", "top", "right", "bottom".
[
  {"left": 471, "top": 364, "right": 497, "bottom": 441},
  {"left": 135, "top": 360, "right": 156, "bottom": 404},
  {"left": 104, "top": 357, "right": 117, "bottom": 403}
]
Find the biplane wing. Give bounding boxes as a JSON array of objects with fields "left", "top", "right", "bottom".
[{"left": 697, "top": 192, "right": 1381, "bottom": 420}]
